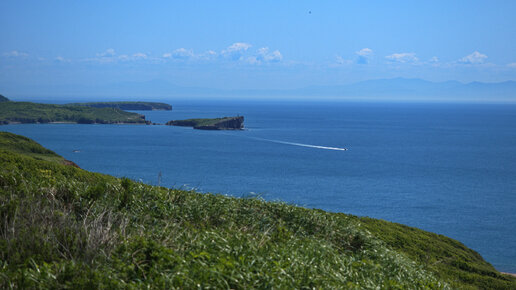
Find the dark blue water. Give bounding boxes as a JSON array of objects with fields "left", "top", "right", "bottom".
[{"left": 3, "top": 100, "right": 516, "bottom": 272}]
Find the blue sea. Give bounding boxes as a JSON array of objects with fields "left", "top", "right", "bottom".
[{"left": 3, "top": 100, "right": 516, "bottom": 272}]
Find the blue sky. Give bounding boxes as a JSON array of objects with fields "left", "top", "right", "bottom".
[{"left": 1, "top": 0, "right": 516, "bottom": 96}]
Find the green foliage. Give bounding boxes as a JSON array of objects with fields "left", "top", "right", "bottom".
[
  {"left": 0, "top": 132, "right": 63, "bottom": 162},
  {"left": 0, "top": 131, "right": 514, "bottom": 288},
  {"left": 67, "top": 101, "right": 172, "bottom": 111},
  {"left": 0, "top": 101, "right": 149, "bottom": 124},
  {"left": 358, "top": 217, "right": 516, "bottom": 289}
]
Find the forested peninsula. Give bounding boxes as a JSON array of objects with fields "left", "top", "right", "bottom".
[
  {"left": 0, "top": 96, "right": 247, "bottom": 130},
  {"left": 0, "top": 99, "right": 150, "bottom": 125},
  {"left": 0, "top": 131, "right": 514, "bottom": 288},
  {"left": 68, "top": 101, "right": 172, "bottom": 111}
]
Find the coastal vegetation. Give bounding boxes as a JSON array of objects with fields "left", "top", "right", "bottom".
[
  {"left": 0, "top": 95, "right": 8, "bottom": 102},
  {"left": 0, "top": 101, "right": 149, "bottom": 125},
  {"left": 67, "top": 101, "right": 172, "bottom": 111},
  {"left": 0, "top": 131, "right": 514, "bottom": 288},
  {"left": 166, "top": 116, "right": 244, "bottom": 130}
]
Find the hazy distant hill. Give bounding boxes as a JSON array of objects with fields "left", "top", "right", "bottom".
[
  {"left": 0, "top": 94, "right": 9, "bottom": 102},
  {"left": 95, "top": 78, "right": 516, "bottom": 101},
  {"left": 291, "top": 78, "right": 516, "bottom": 101},
  {"left": 3, "top": 78, "right": 516, "bottom": 102}
]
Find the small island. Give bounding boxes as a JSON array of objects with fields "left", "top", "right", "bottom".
[
  {"left": 67, "top": 101, "right": 172, "bottom": 111},
  {"left": 166, "top": 116, "right": 244, "bottom": 130}
]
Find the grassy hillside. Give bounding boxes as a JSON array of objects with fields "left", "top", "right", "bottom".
[
  {"left": 0, "top": 132, "right": 64, "bottom": 162},
  {"left": 68, "top": 101, "right": 172, "bottom": 111},
  {"left": 0, "top": 102, "right": 149, "bottom": 125},
  {"left": 0, "top": 95, "right": 8, "bottom": 102},
  {"left": 0, "top": 132, "right": 514, "bottom": 288},
  {"left": 358, "top": 217, "right": 515, "bottom": 289}
]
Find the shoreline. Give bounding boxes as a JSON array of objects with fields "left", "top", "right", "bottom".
[
  {"left": 502, "top": 272, "right": 516, "bottom": 277},
  {"left": 1, "top": 121, "right": 150, "bottom": 125}
]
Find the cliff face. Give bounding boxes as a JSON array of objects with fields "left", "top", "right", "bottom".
[
  {"left": 166, "top": 116, "right": 244, "bottom": 130},
  {"left": 165, "top": 120, "right": 198, "bottom": 127},
  {"left": 196, "top": 116, "right": 244, "bottom": 130}
]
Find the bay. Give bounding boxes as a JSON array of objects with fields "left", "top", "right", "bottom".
[{"left": 3, "top": 99, "right": 516, "bottom": 272}]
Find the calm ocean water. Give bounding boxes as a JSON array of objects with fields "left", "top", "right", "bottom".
[{"left": 3, "top": 100, "right": 516, "bottom": 272}]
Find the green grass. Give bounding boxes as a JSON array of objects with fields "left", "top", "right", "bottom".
[
  {"left": 357, "top": 217, "right": 516, "bottom": 289},
  {"left": 67, "top": 101, "right": 172, "bottom": 111},
  {"left": 0, "top": 101, "right": 149, "bottom": 124},
  {"left": 0, "top": 132, "right": 63, "bottom": 162},
  {"left": 0, "top": 131, "right": 514, "bottom": 289}
]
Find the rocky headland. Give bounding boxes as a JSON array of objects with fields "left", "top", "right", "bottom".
[{"left": 166, "top": 116, "right": 244, "bottom": 130}]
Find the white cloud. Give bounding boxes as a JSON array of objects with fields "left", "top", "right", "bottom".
[
  {"left": 335, "top": 55, "right": 352, "bottom": 65},
  {"left": 385, "top": 52, "right": 419, "bottom": 63},
  {"left": 205, "top": 50, "right": 217, "bottom": 56},
  {"left": 199, "top": 50, "right": 217, "bottom": 60},
  {"left": 244, "top": 47, "right": 283, "bottom": 65},
  {"left": 507, "top": 63, "right": 516, "bottom": 68},
  {"left": 429, "top": 56, "right": 439, "bottom": 63},
  {"left": 132, "top": 52, "right": 147, "bottom": 59},
  {"left": 90, "top": 49, "right": 151, "bottom": 62},
  {"left": 458, "top": 51, "right": 487, "bottom": 64},
  {"left": 54, "top": 56, "right": 70, "bottom": 62},
  {"left": 224, "top": 42, "right": 252, "bottom": 53},
  {"left": 112, "top": 53, "right": 148, "bottom": 62},
  {"left": 218, "top": 42, "right": 282, "bottom": 64},
  {"left": 356, "top": 48, "right": 373, "bottom": 56},
  {"left": 221, "top": 42, "right": 252, "bottom": 60},
  {"left": 256, "top": 47, "right": 282, "bottom": 63},
  {"left": 117, "top": 54, "right": 130, "bottom": 61},
  {"left": 91, "top": 48, "right": 118, "bottom": 63},
  {"left": 83, "top": 43, "right": 281, "bottom": 65},
  {"left": 3, "top": 50, "right": 29, "bottom": 57},
  {"left": 96, "top": 48, "right": 116, "bottom": 57},
  {"left": 167, "top": 48, "right": 194, "bottom": 60},
  {"left": 356, "top": 48, "right": 373, "bottom": 64},
  {"left": 162, "top": 49, "right": 217, "bottom": 61}
]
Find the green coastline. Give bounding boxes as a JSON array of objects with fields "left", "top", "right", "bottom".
[
  {"left": 0, "top": 101, "right": 150, "bottom": 125},
  {"left": 67, "top": 101, "right": 172, "bottom": 111}
]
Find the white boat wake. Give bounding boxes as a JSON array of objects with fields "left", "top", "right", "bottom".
[{"left": 248, "top": 136, "right": 348, "bottom": 151}]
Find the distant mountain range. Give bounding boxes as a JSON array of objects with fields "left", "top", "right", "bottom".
[
  {"left": 3, "top": 78, "right": 516, "bottom": 102},
  {"left": 287, "top": 78, "right": 516, "bottom": 101}
]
